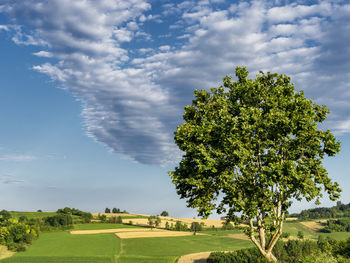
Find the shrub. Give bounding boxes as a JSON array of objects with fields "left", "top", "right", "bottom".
[{"left": 297, "top": 231, "right": 304, "bottom": 239}]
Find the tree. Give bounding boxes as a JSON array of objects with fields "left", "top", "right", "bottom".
[
  {"left": 190, "top": 222, "right": 202, "bottom": 235},
  {"left": 160, "top": 211, "right": 169, "bottom": 217},
  {"left": 148, "top": 216, "right": 161, "bottom": 229},
  {"left": 105, "top": 208, "right": 110, "bottom": 213},
  {"left": 169, "top": 67, "right": 341, "bottom": 262},
  {"left": 112, "top": 208, "right": 120, "bottom": 213}
]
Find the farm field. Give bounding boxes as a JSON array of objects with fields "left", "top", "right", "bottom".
[
  {"left": 2, "top": 212, "right": 350, "bottom": 263},
  {"left": 0, "top": 232, "right": 119, "bottom": 263}
]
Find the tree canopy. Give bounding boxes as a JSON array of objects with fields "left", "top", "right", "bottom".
[{"left": 169, "top": 67, "right": 341, "bottom": 262}]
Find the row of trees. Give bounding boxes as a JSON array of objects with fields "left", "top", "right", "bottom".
[
  {"left": 104, "top": 208, "right": 128, "bottom": 214},
  {"left": 97, "top": 214, "right": 123, "bottom": 224},
  {"left": 291, "top": 201, "right": 350, "bottom": 220},
  {"left": 322, "top": 218, "right": 350, "bottom": 233},
  {"left": 56, "top": 207, "right": 93, "bottom": 223}
]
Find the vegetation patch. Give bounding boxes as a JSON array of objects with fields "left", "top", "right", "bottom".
[{"left": 0, "top": 232, "right": 119, "bottom": 263}]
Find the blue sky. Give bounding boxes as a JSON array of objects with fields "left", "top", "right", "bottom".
[{"left": 0, "top": 0, "right": 350, "bottom": 218}]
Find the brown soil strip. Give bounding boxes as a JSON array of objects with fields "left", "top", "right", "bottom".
[
  {"left": 115, "top": 230, "right": 202, "bottom": 239},
  {"left": 70, "top": 228, "right": 154, "bottom": 235},
  {"left": 0, "top": 245, "right": 15, "bottom": 260},
  {"left": 177, "top": 252, "right": 212, "bottom": 263},
  {"left": 300, "top": 221, "right": 324, "bottom": 232},
  {"left": 227, "top": 233, "right": 250, "bottom": 240}
]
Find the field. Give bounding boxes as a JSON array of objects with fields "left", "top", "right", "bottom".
[
  {"left": 0, "top": 232, "right": 119, "bottom": 263},
  {"left": 2, "top": 212, "right": 350, "bottom": 263},
  {"left": 9, "top": 212, "right": 58, "bottom": 219}
]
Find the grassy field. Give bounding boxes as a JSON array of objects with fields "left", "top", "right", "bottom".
[
  {"left": 118, "top": 235, "right": 252, "bottom": 263},
  {"left": 2, "top": 217, "right": 350, "bottom": 263},
  {"left": 1, "top": 232, "right": 119, "bottom": 263}
]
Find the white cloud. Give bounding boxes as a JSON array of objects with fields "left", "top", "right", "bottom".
[
  {"left": 33, "top": 51, "right": 53, "bottom": 57},
  {"left": 0, "top": 25, "right": 9, "bottom": 31},
  {"left": 1, "top": 0, "right": 350, "bottom": 165}
]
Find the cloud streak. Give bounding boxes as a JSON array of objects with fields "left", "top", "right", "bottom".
[
  {"left": 0, "top": 154, "right": 37, "bottom": 162},
  {"left": 1, "top": 0, "right": 350, "bottom": 164}
]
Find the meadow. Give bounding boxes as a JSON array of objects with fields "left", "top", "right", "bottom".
[{"left": 1, "top": 212, "right": 350, "bottom": 263}]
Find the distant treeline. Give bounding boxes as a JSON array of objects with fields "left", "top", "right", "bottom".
[
  {"left": 0, "top": 207, "right": 93, "bottom": 252},
  {"left": 56, "top": 207, "right": 93, "bottom": 223},
  {"left": 290, "top": 201, "right": 350, "bottom": 220},
  {"left": 322, "top": 218, "right": 350, "bottom": 233}
]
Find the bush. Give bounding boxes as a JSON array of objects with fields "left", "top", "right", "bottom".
[
  {"left": 297, "top": 231, "right": 304, "bottom": 239},
  {"left": 208, "top": 238, "right": 349, "bottom": 263},
  {"left": 191, "top": 222, "right": 202, "bottom": 234},
  {"left": 221, "top": 221, "right": 234, "bottom": 230},
  {"left": 160, "top": 211, "right": 169, "bottom": 217},
  {"left": 281, "top": 232, "right": 290, "bottom": 238},
  {"left": 208, "top": 248, "right": 269, "bottom": 263}
]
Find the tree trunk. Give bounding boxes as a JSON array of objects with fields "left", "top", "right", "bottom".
[{"left": 265, "top": 252, "right": 277, "bottom": 262}]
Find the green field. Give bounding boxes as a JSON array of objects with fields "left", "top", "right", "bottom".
[
  {"left": 1, "top": 232, "right": 119, "bottom": 263},
  {"left": 118, "top": 235, "right": 252, "bottom": 263},
  {"left": 2, "top": 219, "right": 350, "bottom": 263}
]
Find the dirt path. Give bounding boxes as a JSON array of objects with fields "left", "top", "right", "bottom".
[
  {"left": 0, "top": 245, "right": 14, "bottom": 260},
  {"left": 177, "top": 252, "right": 212, "bottom": 263},
  {"left": 70, "top": 228, "right": 154, "bottom": 234},
  {"left": 115, "top": 231, "right": 204, "bottom": 239}
]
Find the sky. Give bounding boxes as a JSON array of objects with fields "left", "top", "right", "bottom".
[{"left": 0, "top": 0, "right": 350, "bottom": 219}]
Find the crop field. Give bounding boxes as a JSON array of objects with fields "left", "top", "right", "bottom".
[{"left": 2, "top": 214, "right": 350, "bottom": 263}]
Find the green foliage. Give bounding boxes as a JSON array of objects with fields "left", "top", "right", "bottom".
[
  {"left": 221, "top": 221, "right": 234, "bottom": 230},
  {"left": 160, "top": 211, "right": 169, "bottom": 217},
  {"left": 297, "top": 231, "right": 304, "bottom": 239},
  {"left": 104, "top": 208, "right": 111, "bottom": 213},
  {"left": 169, "top": 67, "right": 341, "bottom": 260},
  {"left": 209, "top": 238, "right": 350, "bottom": 263},
  {"left": 43, "top": 214, "right": 72, "bottom": 228},
  {"left": 190, "top": 222, "right": 202, "bottom": 234},
  {"left": 148, "top": 216, "right": 161, "bottom": 228},
  {"left": 0, "top": 213, "right": 40, "bottom": 252},
  {"left": 323, "top": 218, "right": 350, "bottom": 233},
  {"left": 97, "top": 214, "right": 107, "bottom": 223},
  {"left": 80, "top": 212, "right": 93, "bottom": 223},
  {"left": 174, "top": 221, "right": 188, "bottom": 231},
  {"left": 280, "top": 232, "right": 290, "bottom": 238},
  {"left": 208, "top": 249, "right": 270, "bottom": 263},
  {"left": 292, "top": 202, "right": 350, "bottom": 220},
  {"left": 108, "top": 216, "right": 122, "bottom": 224},
  {"left": 112, "top": 208, "right": 119, "bottom": 213},
  {"left": 0, "top": 210, "right": 12, "bottom": 222}
]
